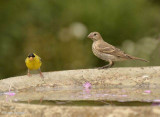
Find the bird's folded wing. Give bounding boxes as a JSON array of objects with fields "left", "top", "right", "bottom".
[
  {"left": 25, "top": 58, "right": 27, "bottom": 63},
  {"left": 96, "top": 42, "right": 128, "bottom": 58},
  {"left": 38, "top": 57, "right": 42, "bottom": 63}
]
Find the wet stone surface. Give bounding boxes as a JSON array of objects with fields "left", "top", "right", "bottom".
[{"left": 0, "top": 85, "right": 160, "bottom": 106}]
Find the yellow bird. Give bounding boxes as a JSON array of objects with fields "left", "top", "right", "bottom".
[{"left": 25, "top": 53, "right": 44, "bottom": 79}]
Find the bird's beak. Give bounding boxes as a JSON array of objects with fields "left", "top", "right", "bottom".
[
  {"left": 29, "top": 57, "right": 33, "bottom": 61},
  {"left": 87, "top": 34, "right": 92, "bottom": 39}
]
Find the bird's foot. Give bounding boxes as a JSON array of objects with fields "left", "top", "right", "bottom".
[
  {"left": 28, "top": 99, "right": 32, "bottom": 104},
  {"left": 40, "top": 73, "right": 44, "bottom": 78},
  {"left": 40, "top": 72, "right": 44, "bottom": 80},
  {"left": 98, "top": 65, "right": 111, "bottom": 69},
  {"left": 39, "top": 97, "right": 44, "bottom": 104},
  {"left": 27, "top": 73, "right": 32, "bottom": 77}
]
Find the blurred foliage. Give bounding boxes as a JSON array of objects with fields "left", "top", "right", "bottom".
[
  {"left": 0, "top": 0, "right": 160, "bottom": 79},
  {"left": 150, "top": 0, "right": 160, "bottom": 4}
]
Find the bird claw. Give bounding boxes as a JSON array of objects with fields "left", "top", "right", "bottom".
[
  {"left": 97, "top": 65, "right": 111, "bottom": 69},
  {"left": 40, "top": 72, "right": 45, "bottom": 81},
  {"left": 27, "top": 73, "right": 32, "bottom": 77},
  {"left": 94, "top": 66, "right": 106, "bottom": 69},
  {"left": 40, "top": 73, "right": 44, "bottom": 78}
]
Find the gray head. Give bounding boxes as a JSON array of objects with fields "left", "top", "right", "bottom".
[{"left": 87, "top": 32, "right": 103, "bottom": 41}]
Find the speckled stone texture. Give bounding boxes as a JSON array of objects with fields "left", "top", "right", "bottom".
[{"left": 0, "top": 67, "right": 160, "bottom": 92}]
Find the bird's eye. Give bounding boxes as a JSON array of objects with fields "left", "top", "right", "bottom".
[{"left": 94, "top": 33, "right": 97, "bottom": 36}]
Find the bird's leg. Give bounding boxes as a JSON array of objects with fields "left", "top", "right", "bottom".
[
  {"left": 27, "top": 69, "right": 32, "bottom": 77},
  {"left": 39, "top": 96, "right": 44, "bottom": 104},
  {"left": 99, "top": 60, "right": 114, "bottom": 69},
  {"left": 28, "top": 99, "right": 31, "bottom": 104},
  {"left": 39, "top": 69, "right": 44, "bottom": 80}
]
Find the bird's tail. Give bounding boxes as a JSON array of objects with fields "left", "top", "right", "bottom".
[{"left": 128, "top": 55, "right": 149, "bottom": 62}]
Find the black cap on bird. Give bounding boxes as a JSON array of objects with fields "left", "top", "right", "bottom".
[
  {"left": 28, "top": 53, "right": 35, "bottom": 61},
  {"left": 28, "top": 53, "right": 35, "bottom": 58}
]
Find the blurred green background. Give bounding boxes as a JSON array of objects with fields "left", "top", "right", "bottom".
[{"left": 0, "top": 0, "right": 160, "bottom": 79}]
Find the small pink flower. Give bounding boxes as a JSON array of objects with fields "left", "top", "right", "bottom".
[
  {"left": 152, "top": 103, "right": 160, "bottom": 106},
  {"left": 83, "top": 82, "right": 91, "bottom": 89},
  {"left": 84, "top": 88, "right": 90, "bottom": 93},
  {"left": 4, "top": 84, "right": 16, "bottom": 102},
  {"left": 4, "top": 92, "right": 16, "bottom": 96},
  {"left": 153, "top": 99, "right": 160, "bottom": 102},
  {"left": 121, "top": 95, "right": 127, "bottom": 97},
  {"left": 104, "top": 94, "right": 108, "bottom": 96},
  {"left": 144, "top": 90, "right": 151, "bottom": 93}
]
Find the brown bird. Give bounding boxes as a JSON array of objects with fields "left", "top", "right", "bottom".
[{"left": 88, "top": 32, "right": 148, "bottom": 69}]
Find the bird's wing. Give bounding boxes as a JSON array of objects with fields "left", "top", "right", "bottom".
[
  {"left": 38, "top": 56, "right": 42, "bottom": 63},
  {"left": 96, "top": 42, "right": 129, "bottom": 58},
  {"left": 34, "top": 54, "right": 42, "bottom": 63},
  {"left": 25, "top": 58, "right": 28, "bottom": 63}
]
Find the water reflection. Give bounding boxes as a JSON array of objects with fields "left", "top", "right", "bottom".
[
  {"left": 3, "top": 84, "right": 16, "bottom": 102},
  {"left": 1, "top": 85, "right": 160, "bottom": 106},
  {"left": 83, "top": 82, "right": 92, "bottom": 99}
]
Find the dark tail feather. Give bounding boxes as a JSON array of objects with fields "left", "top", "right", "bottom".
[{"left": 128, "top": 55, "right": 149, "bottom": 62}]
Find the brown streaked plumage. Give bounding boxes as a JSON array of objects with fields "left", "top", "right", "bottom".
[{"left": 88, "top": 32, "right": 149, "bottom": 69}]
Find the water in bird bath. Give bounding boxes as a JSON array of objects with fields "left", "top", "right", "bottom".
[{"left": 0, "top": 85, "right": 160, "bottom": 106}]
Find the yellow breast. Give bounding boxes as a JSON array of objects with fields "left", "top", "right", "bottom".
[{"left": 25, "top": 57, "right": 42, "bottom": 70}]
